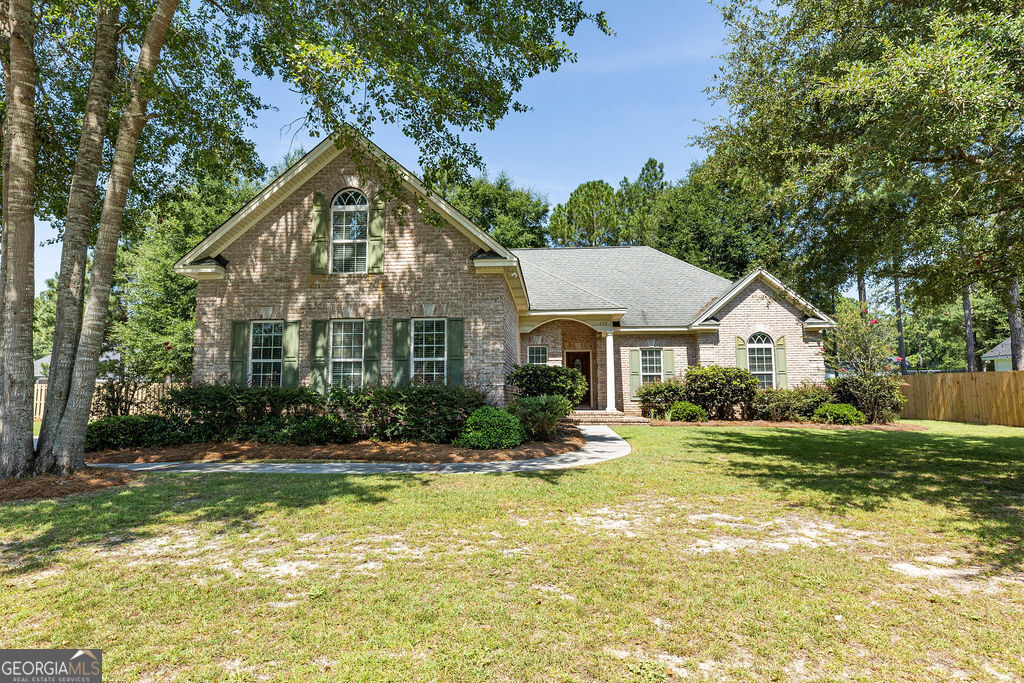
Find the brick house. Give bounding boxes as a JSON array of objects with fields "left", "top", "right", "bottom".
[{"left": 175, "top": 137, "right": 835, "bottom": 415}]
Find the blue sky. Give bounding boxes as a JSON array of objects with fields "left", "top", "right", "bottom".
[{"left": 34, "top": 0, "right": 729, "bottom": 291}]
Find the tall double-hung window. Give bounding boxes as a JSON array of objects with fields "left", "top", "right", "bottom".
[
  {"left": 412, "top": 319, "right": 447, "bottom": 385},
  {"left": 331, "top": 189, "right": 368, "bottom": 273},
  {"left": 747, "top": 333, "right": 775, "bottom": 389}
]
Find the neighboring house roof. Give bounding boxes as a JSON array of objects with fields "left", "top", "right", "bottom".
[
  {"left": 513, "top": 246, "right": 734, "bottom": 327},
  {"left": 34, "top": 351, "right": 121, "bottom": 380},
  {"left": 982, "top": 337, "right": 1012, "bottom": 360}
]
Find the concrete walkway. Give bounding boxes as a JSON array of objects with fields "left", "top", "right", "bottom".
[{"left": 91, "top": 425, "right": 630, "bottom": 475}]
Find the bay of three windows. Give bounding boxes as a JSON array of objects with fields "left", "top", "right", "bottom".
[{"left": 248, "top": 318, "right": 447, "bottom": 388}]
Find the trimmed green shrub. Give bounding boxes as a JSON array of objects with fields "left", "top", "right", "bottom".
[
  {"left": 277, "top": 415, "right": 358, "bottom": 446},
  {"left": 454, "top": 407, "right": 527, "bottom": 449},
  {"left": 636, "top": 378, "right": 687, "bottom": 419},
  {"left": 812, "top": 402, "right": 866, "bottom": 425},
  {"left": 751, "top": 383, "right": 833, "bottom": 422},
  {"left": 827, "top": 375, "right": 907, "bottom": 424},
  {"left": 509, "top": 394, "right": 572, "bottom": 441},
  {"left": 354, "top": 384, "right": 488, "bottom": 443},
  {"left": 682, "top": 365, "right": 759, "bottom": 419},
  {"left": 668, "top": 401, "right": 708, "bottom": 422},
  {"left": 84, "top": 414, "right": 188, "bottom": 452},
  {"left": 507, "top": 364, "right": 588, "bottom": 405},
  {"left": 163, "top": 384, "right": 324, "bottom": 441}
]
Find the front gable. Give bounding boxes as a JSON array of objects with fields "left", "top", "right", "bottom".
[{"left": 175, "top": 134, "right": 529, "bottom": 309}]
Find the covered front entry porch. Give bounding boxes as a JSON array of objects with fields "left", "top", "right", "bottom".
[{"left": 518, "top": 314, "right": 623, "bottom": 413}]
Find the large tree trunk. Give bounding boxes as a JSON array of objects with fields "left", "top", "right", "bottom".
[
  {"left": 962, "top": 285, "right": 977, "bottom": 372},
  {"left": 1009, "top": 277, "right": 1024, "bottom": 371},
  {"left": 0, "top": 0, "right": 38, "bottom": 479},
  {"left": 35, "top": 2, "right": 122, "bottom": 473},
  {"left": 50, "top": 0, "right": 179, "bottom": 475},
  {"left": 857, "top": 271, "right": 868, "bottom": 308},
  {"left": 893, "top": 270, "right": 908, "bottom": 374}
]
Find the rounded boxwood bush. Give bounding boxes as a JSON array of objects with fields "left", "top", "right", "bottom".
[
  {"left": 812, "top": 402, "right": 866, "bottom": 425},
  {"left": 668, "top": 400, "right": 708, "bottom": 422},
  {"left": 454, "top": 407, "right": 527, "bottom": 449}
]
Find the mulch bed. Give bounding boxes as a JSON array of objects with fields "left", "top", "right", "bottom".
[
  {"left": 1, "top": 469, "right": 138, "bottom": 503},
  {"left": 84, "top": 425, "right": 586, "bottom": 465},
  {"left": 649, "top": 419, "right": 928, "bottom": 432}
]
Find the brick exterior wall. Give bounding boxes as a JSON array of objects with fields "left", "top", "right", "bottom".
[
  {"left": 615, "top": 334, "right": 698, "bottom": 414},
  {"left": 192, "top": 150, "right": 517, "bottom": 403},
  {"left": 696, "top": 280, "right": 826, "bottom": 387}
]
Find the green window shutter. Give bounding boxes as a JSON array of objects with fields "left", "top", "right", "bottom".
[
  {"left": 368, "top": 192, "right": 385, "bottom": 273},
  {"left": 282, "top": 321, "right": 300, "bottom": 388},
  {"left": 311, "top": 191, "right": 329, "bottom": 274},
  {"left": 446, "top": 318, "right": 464, "bottom": 386},
  {"left": 662, "top": 348, "right": 675, "bottom": 380},
  {"left": 310, "top": 320, "right": 329, "bottom": 394},
  {"left": 629, "top": 349, "right": 641, "bottom": 400},
  {"left": 775, "top": 335, "right": 788, "bottom": 389},
  {"left": 363, "top": 319, "right": 381, "bottom": 386},
  {"left": 392, "top": 319, "right": 411, "bottom": 387},
  {"left": 230, "top": 321, "right": 249, "bottom": 386},
  {"left": 735, "top": 336, "right": 748, "bottom": 370}
]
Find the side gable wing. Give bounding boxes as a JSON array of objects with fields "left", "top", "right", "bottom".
[{"left": 690, "top": 269, "right": 836, "bottom": 330}]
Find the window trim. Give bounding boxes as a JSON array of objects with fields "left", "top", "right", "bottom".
[
  {"left": 527, "top": 345, "right": 548, "bottom": 365},
  {"left": 330, "top": 188, "right": 369, "bottom": 274},
  {"left": 248, "top": 319, "right": 284, "bottom": 387},
  {"left": 411, "top": 318, "right": 447, "bottom": 385},
  {"left": 747, "top": 332, "right": 776, "bottom": 389},
  {"left": 640, "top": 347, "right": 664, "bottom": 384},
  {"left": 329, "top": 319, "right": 365, "bottom": 389}
]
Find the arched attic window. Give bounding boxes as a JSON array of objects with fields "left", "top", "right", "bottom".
[
  {"left": 747, "top": 332, "right": 775, "bottom": 389},
  {"left": 331, "top": 189, "right": 368, "bottom": 273}
]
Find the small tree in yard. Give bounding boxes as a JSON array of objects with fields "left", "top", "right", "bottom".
[
  {"left": 826, "top": 298, "right": 899, "bottom": 377},
  {"left": 825, "top": 298, "right": 907, "bottom": 423}
]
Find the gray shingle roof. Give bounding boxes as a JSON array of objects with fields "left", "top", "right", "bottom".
[
  {"left": 512, "top": 246, "right": 733, "bottom": 327},
  {"left": 982, "top": 337, "right": 1012, "bottom": 360}
]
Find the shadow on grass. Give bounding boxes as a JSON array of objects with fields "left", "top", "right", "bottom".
[
  {"left": 0, "top": 472, "right": 430, "bottom": 577},
  {"left": 683, "top": 426, "right": 1024, "bottom": 568}
]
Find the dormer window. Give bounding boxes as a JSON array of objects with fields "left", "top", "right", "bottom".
[{"left": 331, "top": 189, "right": 368, "bottom": 273}]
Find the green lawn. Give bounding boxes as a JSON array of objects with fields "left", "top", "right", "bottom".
[{"left": 2, "top": 420, "right": 1022, "bottom": 681}]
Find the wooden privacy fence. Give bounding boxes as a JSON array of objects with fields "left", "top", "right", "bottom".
[
  {"left": 32, "top": 382, "right": 181, "bottom": 421},
  {"left": 901, "top": 371, "right": 1024, "bottom": 427}
]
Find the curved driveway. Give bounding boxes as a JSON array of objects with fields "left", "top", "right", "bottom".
[{"left": 91, "top": 425, "right": 630, "bottom": 475}]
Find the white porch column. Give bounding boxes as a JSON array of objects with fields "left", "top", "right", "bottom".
[{"left": 605, "top": 330, "right": 618, "bottom": 412}]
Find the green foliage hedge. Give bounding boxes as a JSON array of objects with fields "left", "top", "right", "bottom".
[
  {"left": 812, "top": 402, "right": 866, "bottom": 425},
  {"left": 163, "top": 385, "right": 325, "bottom": 442},
  {"left": 341, "top": 384, "right": 488, "bottom": 443},
  {"left": 827, "top": 375, "right": 906, "bottom": 424},
  {"left": 751, "top": 384, "right": 834, "bottom": 422},
  {"left": 636, "top": 378, "right": 687, "bottom": 419},
  {"left": 454, "top": 407, "right": 527, "bottom": 449},
  {"left": 84, "top": 414, "right": 188, "bottom": 452},
  {"left": 507, "top": 364, "right": 588, "bottom": 405},
  {"left": 508, "top": 394, "right": 572, "bottom": 441},
  {"left": 682, "top": 366, "right": 760, "bottom": 419},
  {"left": 668, "top": 401, "right": 708, "bottom": 422}
]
